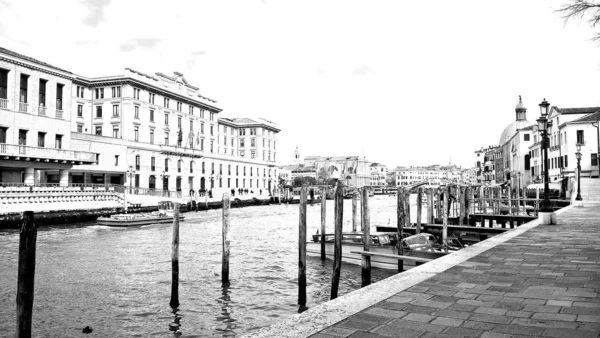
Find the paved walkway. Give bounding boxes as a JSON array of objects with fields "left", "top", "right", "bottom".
[{"left": 308, "top": 200, "right": 600, "bottom": 337}]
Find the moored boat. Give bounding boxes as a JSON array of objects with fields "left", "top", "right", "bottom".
[{"left": 96, "top": 201, "right": 185, "bottom": 227}]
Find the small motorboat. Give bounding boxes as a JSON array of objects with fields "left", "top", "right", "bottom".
[
  {"left": 400, "top": 233, "right": 457, "bottom": 259},
  {"left": 96, "top": 201, "right": 185, "bottom": 227}
]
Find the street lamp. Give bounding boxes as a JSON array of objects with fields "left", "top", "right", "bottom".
[
  {"left": 127, "top": 165, "right": 136, "bottom": 194},
  {"left": 536, "top": 98, "right": 556, "bottom": 224},
  {"left": 575, "top": 143, "right": 583, "bottom": 205}
]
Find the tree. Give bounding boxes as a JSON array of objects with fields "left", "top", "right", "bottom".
[
  {"left": 293, "top": 176, "right": 317, "bottom": 187},
  {"left": 558, "top": 0, "right": 600, "bottom": 41},
  {"left": 317, "top": 167, "right": 330, "bottom": 185}
]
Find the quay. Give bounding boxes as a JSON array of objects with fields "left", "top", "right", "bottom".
[{"left": 246, "top": 178, "right": 600, "bottom": 338}]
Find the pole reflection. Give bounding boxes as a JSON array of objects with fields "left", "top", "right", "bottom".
[
  {"left": 215, "top": 284, "right": 237, "bottom": 334},
  {"left": 169, "top": 307, "right": 182, "bottom": 337}
]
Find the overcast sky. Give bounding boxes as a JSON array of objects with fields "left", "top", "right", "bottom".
[{"left": 1, "top": 0, "right": 599, "bottom": 169}]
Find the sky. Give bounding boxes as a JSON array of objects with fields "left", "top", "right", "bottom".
[{"left": 1, "top": 0, "right": 599, "bottom": 169}]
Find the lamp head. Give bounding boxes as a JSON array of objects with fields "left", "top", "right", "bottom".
[
  {"left": 539, "top": 98, "right": 550, "bottom": 117},
  {"left": 576, "top": 143, "right": 582, "bottom": 152},
  {"left": 536, "top": 117, "right": 547, "bottom": 132}
]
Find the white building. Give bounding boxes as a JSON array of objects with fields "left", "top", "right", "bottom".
[
  {"left": 304, "top": 155, "right": 370, "bottom": 188},
  {"left": 0, "top": 47, "right": 281, "bottom": 196},
  {"left": 0, "top": 47, "right": 96, "bottom": 185},
  {"left": 369, "top": 162, "right": 388, "bottom": 186}
]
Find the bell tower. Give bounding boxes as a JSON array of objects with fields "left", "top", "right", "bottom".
[{"left": 293, "top": 146, "right": 300, "bottom": 165}]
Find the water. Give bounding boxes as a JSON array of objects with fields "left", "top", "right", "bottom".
[{"left": 0, "top": 195, "right": 404, "bottom": 338}]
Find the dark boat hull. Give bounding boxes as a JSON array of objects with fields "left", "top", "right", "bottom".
[{"left": 96, "top": 215, "right": 185, "bottom": 227}]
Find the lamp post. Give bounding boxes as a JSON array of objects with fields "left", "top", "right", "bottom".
[
  {"left": 127, "top": 165, "right": 135, "bottom": 194},
  {"left": 575, "top": 143, "right": 583, "bottom": 206},
  {"left": 161, "top": 171, "right": 169, "bottom": 197},
  {"left": 536, "top": 98, "right": 556, "bottom": 224}
]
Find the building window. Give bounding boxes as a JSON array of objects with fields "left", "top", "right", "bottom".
[
  {"left": 95, "top": 154, "right": 100, "bottom": 165},
  {"left": 240, "top": 129, "right": 246, "bottom": 136},
  {"left": 251, "top": 150, "right": 255, "bottom": 159},
  {"left": 165, "top": 158, "right": 169, "bottom": 172},
  {"left": 115, "top": 155, "right": 119, "bottom": 166},
  {"left": 240, "top": 139, "right": 245, "bottom": 147},
  {"left": 165, "top": 113, "right": 169, "bottom": 125},
  {"left": 202, "top": 161, "right": 205, "bottom": 174},
  {"left": 200, "top": 138, "right": 204, "bottom": 151},
  {"left": 210, "top": 140, "right": 214, "bottom": 153},
  {"left": 133, "top": 88, "right": 140, "bottom": 100},
  {"left": 112, "top": 105, "right": 119, "bottom": 117},
  {"left": 77, "top": 125, "right": 83, "bottom": 133},
  {"left": 219, "top": 164, "right": 223, "bottom": 175},
  {"left": 134, "top": 106, "right": 139, "bottom": 119},
  {"left": 113, "top": 127, "right": 119, "bottom": 138},
  {"left": 135, "top": 155, "right": 140, "bottom": 170},
  {"left": 37, "top": 132, "right": 45, "bottom": 147},
  {"left": 164, "top": 97, "right": 170, "bottom": 108},
  {"left": 210, "top": 112, "right": 214, "bottom": 121},
  {"left": 95, "top": 126, "right": 102, "bottom": 135},
  {"left": 56, "top": 84, "right": 64, "bottom": 110},
  {"left": 55, "top": 134, "right": 62, "bottom": 149},
  {"left": 1, "top": 70, "right": 9, "bottom": 99},
  {"left": 190, "top": 161, "right": 193, "bottom": 173},
  {"left": 96, "top": 106, "right": 102, "bottom": 118},
  {"left": 177, "top": 102, "right": 182, "bottom": 111},
  {"left": 165, "top": 134, "right": 169, "bottom": 146},
  {"left": 38, "top": 79, "right": 46, "bottom": 106},
  {"left": 95, "top": 88, "right": 104, "bottom": 99},
  {"left": 77, "top": 105, "right": 83, "bottom": 117},
  {"left": 178, "top": 117, "right": 182, "bottom": 128},
  {"left": 76, "top": 85, "right": 84, "bottom": 98},
  {"left": 178, "top": 160, "right": 182, "bottom": 173},
  {"left": 150, "top": 109, "right": 155, "bottom": 122},
  {"left": 592, "top": 154, "right": 598, "bottom": 166},
  {"left": 201, "top": 123, "right": 204, "bottom": 134},
  {"left": 189, "top": 106, "right": 194, "bottom": 115},
  {"left": 19, "top": 74, "right": 28, "bottom": 104},
  {"left": 250, "top": 128, "right": 256, "bottom": 135},
  {"left": 112, "top": 86, "right": 121, "bottom": 98},
  {"left": 210, "top": 125, "right": 213, "bottom": 136},
  {"left": 251, "top": 138, "right": 255, "bottom": 147},
  {"left": 149, "top": 93, "right": 155, "bottom": 104},
  {"left": 134, "top": 127, "right": 139, "bottom": 141},
  {"left": 211, "top": 163, "right": 215, "bottom": 174},
  {"left": 576, "top": 130, "right": 584, "bottom": 144},
  {"left": 150, "top": 130, "right": 154, "bottom": 144}
]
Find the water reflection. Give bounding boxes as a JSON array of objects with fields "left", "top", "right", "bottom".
[
  {"left": 215, "top": 284, "right": 236, "bottom": 334},
  {"left": 169, "top": 308, "right": 182, "bottom": 337}
]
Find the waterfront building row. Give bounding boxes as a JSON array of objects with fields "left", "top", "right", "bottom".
[
  {"left": 473, "top": 96, "right": 599, "bottom": 192},
  {"left": 0, "top": 47, "right": 280, "bottom": 196}
]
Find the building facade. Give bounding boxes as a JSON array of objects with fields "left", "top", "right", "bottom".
[
  {"left": 0, "top": 47, "right": 280, "bottom": 196},
  {"left": 304, "top": 156, "right": 371, "bottom": 188},
  {"left": 0, "top": 47, "right": 96, "bottom": 185}
]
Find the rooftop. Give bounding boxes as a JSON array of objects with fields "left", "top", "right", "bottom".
[{"left": 0, "top": 46, "right": 72, "bottom": 74}]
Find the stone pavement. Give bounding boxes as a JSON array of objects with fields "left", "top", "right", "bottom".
[{"left": 309, "top": 204, "right": 600, "bottom": 338}]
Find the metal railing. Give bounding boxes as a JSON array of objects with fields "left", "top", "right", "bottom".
[
  {"left": 56, "top": 110, "right": 64, "bottom": 119},
  {"left": 0, "top": 98, "right": 8, "bottom": 109},
  {"left": 38, "top": 105, "right": 47, "bottom": 116},
  {"left": 0, "top": 143, "right": 96, "bottom": 162},
  {"left": 19, "top": 102, "right": 28, "bottom": 113}
]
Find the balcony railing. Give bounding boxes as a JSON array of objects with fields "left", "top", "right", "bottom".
[
  {"left": 0, "top": 143, "right": 96, "bottom": 163},
  {"left": 0, "top": 98, "right": 8, "bottom": 109},
  {"left": 19, "top": 102, "right": 29, "bottom": 113},
  {"left": 38, "top": 105, "right": 47, "bottom": 116},
  {"left": 56, "top": 110, "right": 64, "bottom": 119}
]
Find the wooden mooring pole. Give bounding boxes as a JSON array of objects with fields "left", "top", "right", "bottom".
[
  {"left": 352, "top": 192, "right": 359, "bottom": 232},
  {"left": 416, "top": 187, "right": 422, "bottom": 234},
  {"left": 405, "top": 190, "right": 411, "bottom": 228},
  {"left": 17, "top": 211, "right": 36, "bottom": 338},
  {"left": 457, "top": 186, "right": 463, "bottom": 226},
  {"left": 427, "top": 188, "right": 434, "bottom": 225},
  {"left": 361, "top": 186, "right": 371, "bottom": 287},
  {"left": 298, "top": 187, "right": 307, "bottom": 309},
  {"left": 222, "top": 194, "right": 231, "bottom": 284},
  {"left": 320, "top": 188, "right": 326, "bottom": 260},
  {"left": 397, "top": 187, "right": 406, "bottom": 272},
  {"left": 330, "top": 181, "right": 343, "bottom": 300},
  {"left": 442, "top": 187, "right": 449, "bottom": 247},
  {"left": 170, "top": 203, "right": 180, "bottom": 308}
]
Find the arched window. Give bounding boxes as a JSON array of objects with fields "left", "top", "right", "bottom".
[
  {"left": 178, "top": 159, "right": 182, "bottom": 173},
  {"left": 149, "top": 175, "right": 156, "bottom": 189},
  {"left": 190, "top": 161, "right": 194, "bottom": 173}
]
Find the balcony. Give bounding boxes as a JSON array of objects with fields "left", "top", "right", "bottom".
[
  {"left": 0, "top": 98, "right": 8, "bottom": 109},
  {"left": 0, "top": 143, "right": 96, "bottom": 164},
  {"left": 19, "top": 102, "right": 29, "bottom": 113},
  {"left": 56, "top": 110, "right": 64, "bottom": 119},
  {"left": 38, "top": 105, "right": 47, "bottom": 116}
]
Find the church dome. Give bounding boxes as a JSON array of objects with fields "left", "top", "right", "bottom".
[
  {"left": 499, "top": 96, "right": 533, "bottom": 145},
  {"left": 499, "top": 119, "right": 533, "bottom": 145}
]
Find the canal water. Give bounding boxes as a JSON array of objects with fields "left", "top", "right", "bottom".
[{"left": 0, "top": 195, "right": 407, "bottom": 338}]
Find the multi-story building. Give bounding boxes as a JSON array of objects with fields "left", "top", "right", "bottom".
[
  {"left": 0, "top": 47, "right": 96, "bottom": 185},
  {"left": 0, "top": 47, "right": 280, "bottom": 196},
  {"left": 369, "top": 162, "right": 388, "bottom": 186},
  {"left": 304, "top": 155, "right": 370, "bottom": 188},
  {"left": 389, "top": 165, "right": 470, "bottom": 187}
]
